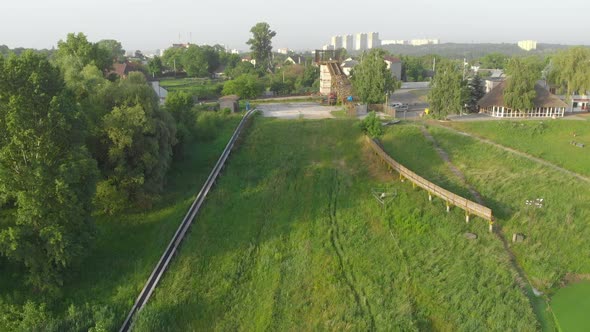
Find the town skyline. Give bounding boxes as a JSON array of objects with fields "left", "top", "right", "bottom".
[{"left": 2, "top": 0, "right": 589, "bottom": 52}]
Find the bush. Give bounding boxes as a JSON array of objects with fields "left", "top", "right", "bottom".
[{"left": 359, "top": 111, "right": 383, "bottom": 138}]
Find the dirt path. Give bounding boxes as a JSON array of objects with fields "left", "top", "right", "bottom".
[{"left": 430, "top": 122, "right": 590, "bottom": 184}]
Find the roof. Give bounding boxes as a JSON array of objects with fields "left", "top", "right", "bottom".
[
  {"left": 341, "top": 59, "right": 358, "bottom": 68},
  {"left": 383, "top": 56, "right": 402, "bottom": 63},
  {"left": 219, "top": 95, "right": 240, "bottom": 101},
  {"left": 285, "top": 55, "right": 306, "bottom": 64},
  {"left": 478, "top": 81, "right": 568, "bottom": 109}
]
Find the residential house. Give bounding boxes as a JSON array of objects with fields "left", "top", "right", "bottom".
[
  {"left": 219, "top": 95, "right": 240, "bottom": 113},
  {"left": 151, "top": 81, "right": 168, "bottom": 105},
  {"left": 340, "top": 58, "right": 358, "bottom": 76},
  {"left": 285, "top": 55, "right": 306, "bottom": 65},
  {"left": 384, "top": 56, "right": 402, "bottom": 81}
]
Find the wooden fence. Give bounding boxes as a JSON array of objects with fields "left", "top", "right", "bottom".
[{"left": 367, "top": 137, "right": 494, "bottom": 225}]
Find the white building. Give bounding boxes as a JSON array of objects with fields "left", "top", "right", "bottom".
[
  {"left": 331, "top": 35, "right": 343, "bottom": 50},
  {"left": 382, "top": 40, "right": 407, "bottom": 45},
  {"left": 367, "top": 32, "right": 381, "bottom": 49},
  {"left": 342, "top": 35, "right": 353, "bottom": 51},
  {"left": 409, "top": 39, "right": 440, "bottom": 46},
  {"left": 518, "top": 40, "right": 537, "bottom": 51},
  {"left": 277, "top": 48, "right": 292, "bottom": 55},
  {"left": 384, "top": 56, "right": 402, "bottom": 81},
  {"left": 355, "top": 33, "right": 368, "bottom": 51}
]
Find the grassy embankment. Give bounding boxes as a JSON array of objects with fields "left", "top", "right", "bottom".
[
  {"left": 380, "top": 123, "right": 590, "bottom": 330},
  {"left": 443, "top": 120, "right": 590, "bottom": 177},
  {"left": 159, "top": 78, "right": 224, "bottom": 100},
  {"left": 0, "top": 112, "right": 242, "bottom": 329},
  {"left": 133, "top": 118, "right": 537, "bottom": 331}
]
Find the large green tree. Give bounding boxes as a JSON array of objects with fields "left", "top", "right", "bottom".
[
  {"left": 480, "top": 52, "right": 509, "bottom": 69},
  {"left": 246, "top": 22, "right": 276, "bottom": 72},
  {"left": 96, "top": 39, "right": 125, "bottom": 63},
  {"left": 147, "top": 55, "right": 163, "bottom": 78},
  {"left": 428, "top": 60, "right": 468, "bottom": 118},
  {"left": 222, "top": 74, "right": 263, "bottom": 99},
  {"left": 55, "top": 33, "right": 112, "bottom": 72},
  {"left": 503, "top": 57, "right": 540, "bottom": 111},
  {"left": 0, "top": 52, "right": 98, "bottom": 291},
  {"left": 181, "top": 45, "right": 220, "bottom": 77},
  {"left": 94, "top": 73, "right": 177, "bottom": 213},
  {"left": 549, "top": 47, "right": 590, "bottom": 100},
  {"left": 351, "top": 49, "right": 398, "bottom": 104}
]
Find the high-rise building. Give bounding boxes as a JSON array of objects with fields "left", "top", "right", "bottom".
[
  {"left": 342, "top": 35, "right": 353, "bottom": 51},
  {"left": 367, "top": 32, "right": 381, "bottom": 49},
  {"left": 355, "top": 33, "right": 368, "bottom": 51},
  {"left": 331, "top": 35, "right": 343, "bottom": 50},
  {"left": 518, "top": 40, "right": 537, "bottom": 51}
]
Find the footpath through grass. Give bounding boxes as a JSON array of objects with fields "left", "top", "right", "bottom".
[
  {"left": 134, "top": 118, "right": 536, "bottom": 331},
  {"left": 443, "top": 120, "right": 590, "bottom": 177},
  {"left": 0, "top": 112, "right": 242, "bottom": 330}
]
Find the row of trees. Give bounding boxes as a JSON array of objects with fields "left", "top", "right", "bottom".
[{"left": 0, "top": 33, "right": 191, "bottom": 291}]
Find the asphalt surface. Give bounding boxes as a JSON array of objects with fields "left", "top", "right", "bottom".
[{"left": 258, "top": 102, "right": 339, "bottom": 119}]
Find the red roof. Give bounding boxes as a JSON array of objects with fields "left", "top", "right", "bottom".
[{"left": 383, "top": 56, "right": 401, "bottom": 63}]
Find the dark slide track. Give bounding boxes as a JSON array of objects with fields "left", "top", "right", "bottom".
[{"left": 119, "top": 109, "right": 257, "bottom": 332}]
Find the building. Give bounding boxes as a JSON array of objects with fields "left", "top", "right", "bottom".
[
  {"left": 342, "top": 35, "right": 353, "bottom": 51},
  {"left": 319, "top": 61, "right": 352, "bottom": 99},
  {"left": 355, "top": 33, "right": 368, "bottom": 51},
  {"left": 241, "top": 56, "right": 256, "bottom": 66},
  {"left": 277, "top": 48, "right": 291, "bottom": 55},
  {"left": 478, "top": 81, "right": 567, "bottom": 118},
  {"left": 331, "top": 35, "right": 343, "bottom": 50},
  {"left": 151, "top": 81, "right": 168, "bottom": 105},
  {"left": 409, "top": 39, "right": 440, "bottom": 46},
  {"left": 381, "top": 40, "right": 407, "bottom": 46},
  {"left": 384, "top": 56, "right": 402, "bottom": 81},
  {"left": 367, "top": 32, "right": 381, "bottom": 49},
  {"left": 341, "top": 58, "right": 359, "bottom": 76},
  {"left": 285, "top": 55, "right": 306, "bottom": 65},
  {"left": 219, "top": 95, "right": 240, "bottom": 113},
  {"left": 518, "top": 40, "right": 537, "bottom": 51}
]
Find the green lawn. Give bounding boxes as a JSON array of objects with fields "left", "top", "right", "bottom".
[
  {"left": 133, "top": 118, "right": 537, "bottom": 331},
  {"left": 551, "top": 281, "right": 590, "bottom": 332},
  {"left": 0, "top": 113, "right": 242, "bottom": 330},
  {"left": 160, "top": 78, "right": 224, "bottom": 100},
  {"left": 443, "top": 120, "right": 590, "bottom": 177}
]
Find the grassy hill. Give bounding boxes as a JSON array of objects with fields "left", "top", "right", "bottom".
[{"left": 133, "top": 118, "right": 536, "bottom": 331}]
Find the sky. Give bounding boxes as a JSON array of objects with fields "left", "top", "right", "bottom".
[{"left": 1, "top": 0, "right": 589, "bottom": 52}]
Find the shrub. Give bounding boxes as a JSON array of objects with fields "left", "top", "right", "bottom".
[{"left": 359, "top": 111, "right": 383, "bottom": 138}]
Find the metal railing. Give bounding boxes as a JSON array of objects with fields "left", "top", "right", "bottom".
[
  {"left": 367, "top": 137, "right": 493, "bottom": 222},
  {"left": 119, "top": 109, "right": 257, "bottom": 332}
]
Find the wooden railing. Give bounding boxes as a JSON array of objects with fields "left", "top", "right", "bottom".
[{"left": 367, "top": 137, "right": 494, "bottom": 223}]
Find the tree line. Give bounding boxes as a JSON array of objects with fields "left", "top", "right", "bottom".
[{"left": 0, "top": 33, "right": 200, "bottom": 292}]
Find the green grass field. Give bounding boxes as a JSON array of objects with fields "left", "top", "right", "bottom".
[
  {"left": 379, "top": 123, "right": 590, "bottom": 330},
  {"left": 443, "top": 120, "right": 590, "bottom": 177},
  {"left": 133, "top": 118, "right": 537, "bottom": 331},
  {"left": 160, "top": 78, "right": 224, "bottom": 100},
  {"left": 0, "top": 112, "right": 242, "bottom": 329},
  {"left": 551, "top": 281, "right": 590, "bottom": 332}
]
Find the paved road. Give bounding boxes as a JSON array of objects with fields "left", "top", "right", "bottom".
[{"left": 258, "top": 102, "right": 339, "bottom": 119}]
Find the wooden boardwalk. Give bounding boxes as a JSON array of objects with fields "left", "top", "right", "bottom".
[{"left": 367, "top": 137, "right": 494, "bottom": 230}]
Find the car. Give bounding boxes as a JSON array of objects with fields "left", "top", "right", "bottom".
[{"left": 390, "top": 102, "right": 403, "bottom": 108}]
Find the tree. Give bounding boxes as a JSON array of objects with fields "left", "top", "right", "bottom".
[
  {"left": 549, "top": 47, "right": 590, "bottom": 101},
  {"left": 96, "top": 39, "right": 125, "bottom": 63},
  {"left": 428, "top": 60, "right": 468, "bottom": 118},
  {"left": 55, "top": 33, "right": 112, "bottom": 72},
  {"left": 401, "top": 56, "right": 426, "bottom": 82},
  {"left": 161, "top": 46, "right": 185, "bottom": 72},
  {"left": 359, "top": 111, "right": 383, "bottom": 138},
  {"left": 181, "top": 45, "right": 220, "bottom": 77},
  {"left": 0, "top": 52, "right": 98, "bottom": 291},
  {"left": 225, "top": 61, "right": 257, "bottom": 79},
  {"left": 480, "top": 52, "right": 509, "bottom": 69},
  {"left": 147, "top": 56, "right": 163, "bottom": 78},
  {"left": 246, "top": 22, "right": 276, "bottom": 72},
  {"left": 351, "top": 49, "right": 398, "bottom": 104},
  {"left": 503, "top": 57, "right": 540, "bottom": 111},
  {"left": 222, "top": 74, "right": 263, "bottom": 99},
  {"left": 466, "top": 74, "right": 485, "bottom": 113},
  {"left": 165, "top": 91, "right": 195, "bottom": 148},
  {"left": 95, "top": 73, "right": 176, "bottom": 213}
]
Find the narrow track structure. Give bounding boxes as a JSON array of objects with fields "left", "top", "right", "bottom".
[
  {"left": 119, "top": 109, "right": 257, "bottom": 332},
  {"left": 367, "top": 137, "right": 494, "bottom": 230}
]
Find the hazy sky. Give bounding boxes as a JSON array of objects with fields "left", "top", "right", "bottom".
[{"left": 2, "top": 0, "right": 589, "bottom": 51}]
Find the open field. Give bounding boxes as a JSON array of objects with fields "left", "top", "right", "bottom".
[
  {"left": 133, "top": 118, "right": 536, "bottom": 331},
  {"left": 551, "top": 281, "right": 590, "bottom": 332},
  {"left": 0, "top": 112, "right": 242, "bottom": 330},
  {"left": 159, "top": 78, "right": 224, "bottom": 100},
  {"left": 441, "top": 120, "right": 590, "bottom": 177},
  {"left": 380, "top": 123, "right": 590, "bottom": 330}
]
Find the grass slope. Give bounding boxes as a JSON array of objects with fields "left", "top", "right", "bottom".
[
  {"left": 0, "top": 113, "right": 242, "bottom": 329},
  {"left": 444, "top": 120, "right": 590, "bottom": 177},
  {"left": 551, "top": 281, "right": 590, "bottom": 332},
  {"left": 160, "top": 78, "right": 223, "bottom": 100},
  {"left": 134, "top": 118, "right": 536, "bottom": 331}
]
